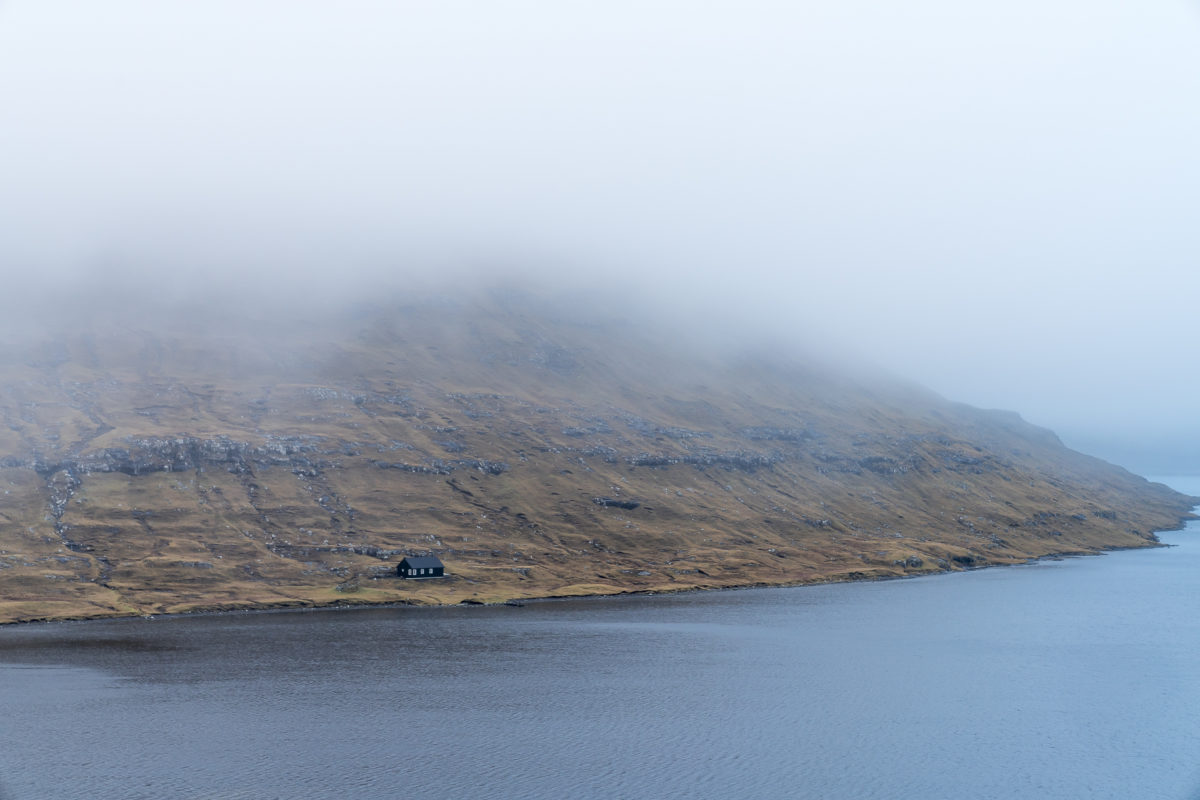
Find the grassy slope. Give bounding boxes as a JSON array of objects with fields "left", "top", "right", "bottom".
[{"left": 0, "top": 292, "right": 1192, "bottom": 623}]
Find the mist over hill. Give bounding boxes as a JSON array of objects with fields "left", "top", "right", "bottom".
[{"left": 0, "top": 286, "right": 1192, "bottom": 623}]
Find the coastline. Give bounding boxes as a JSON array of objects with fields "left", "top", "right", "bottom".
[{"left": 4, "top": 508, "right": 1194, "bottom": 628}]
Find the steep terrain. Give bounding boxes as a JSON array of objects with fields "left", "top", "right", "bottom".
[{"left": 0, "top": 289, "right": 1192, "bottom": 623}]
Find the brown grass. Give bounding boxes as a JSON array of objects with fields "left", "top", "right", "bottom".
[{"left": 0, "top": 293, "right": 1192, "bottom": 624}]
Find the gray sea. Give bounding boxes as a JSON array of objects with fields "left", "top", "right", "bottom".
[{"left": 2, "top": 477, "right": 1199, "bottom": 800}]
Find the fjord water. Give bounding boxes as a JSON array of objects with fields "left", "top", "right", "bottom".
[{"left": 2, "top": 479, "right": 1199, "bottom": 800}]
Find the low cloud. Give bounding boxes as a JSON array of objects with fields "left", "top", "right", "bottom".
[{"left": 2, "top": 0, "right": 1199, "bottom": 471}]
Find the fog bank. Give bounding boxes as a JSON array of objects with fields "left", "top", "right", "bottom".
[{"left": 2, "top": 1, "right": 1199, "bottom": 472}]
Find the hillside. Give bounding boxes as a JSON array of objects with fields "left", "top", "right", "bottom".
[{"left": 0, "top": 288, "right": 1193, "bottom": 623}]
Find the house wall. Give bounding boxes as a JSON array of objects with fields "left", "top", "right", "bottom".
[{"left": 397, "top": 564, "right": 445, "bottom": 578}]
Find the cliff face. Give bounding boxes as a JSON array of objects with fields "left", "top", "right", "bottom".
[{"left": 0, "top": 291, "right": 1192, "bottom": 623}]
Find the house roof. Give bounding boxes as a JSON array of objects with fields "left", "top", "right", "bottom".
[{"left": 400, "top": 556, "right": 444, "bottom": 569}]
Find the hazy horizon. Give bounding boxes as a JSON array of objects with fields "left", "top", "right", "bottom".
[{"left": 2, "top": 1, "right": 1199, "bottom": 474}]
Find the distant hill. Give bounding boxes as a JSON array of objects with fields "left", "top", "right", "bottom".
[{"left": 0, "top": 287, "right": 1192, "bottom": 623}]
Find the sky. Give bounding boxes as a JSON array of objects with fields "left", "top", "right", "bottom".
[{"left": 1, "top": 1, "right": 1199, "bottom": 473}]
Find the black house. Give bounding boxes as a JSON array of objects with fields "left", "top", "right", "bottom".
[{"left": 398, "top": 556, "right": 445, "bottom": 579}]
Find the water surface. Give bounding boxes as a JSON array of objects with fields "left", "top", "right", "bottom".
[{"left": 2, "top": 477, "right": 1198, "bottom": 799}]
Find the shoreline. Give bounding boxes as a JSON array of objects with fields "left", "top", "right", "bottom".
[{"left": 4, "top": 512, "right": 1195, "bottom": 629}]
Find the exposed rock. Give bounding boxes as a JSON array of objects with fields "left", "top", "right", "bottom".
[{"left": 592, "top": 497, "right": 641, "bottom": 510}]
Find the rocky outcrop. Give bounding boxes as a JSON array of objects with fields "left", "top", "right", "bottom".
[
  {"left": 593, "top": 496, "right": 641, "bottom": 510},
  {"left": 30, "top": 435, "right": 337, "bottom": 477}
]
